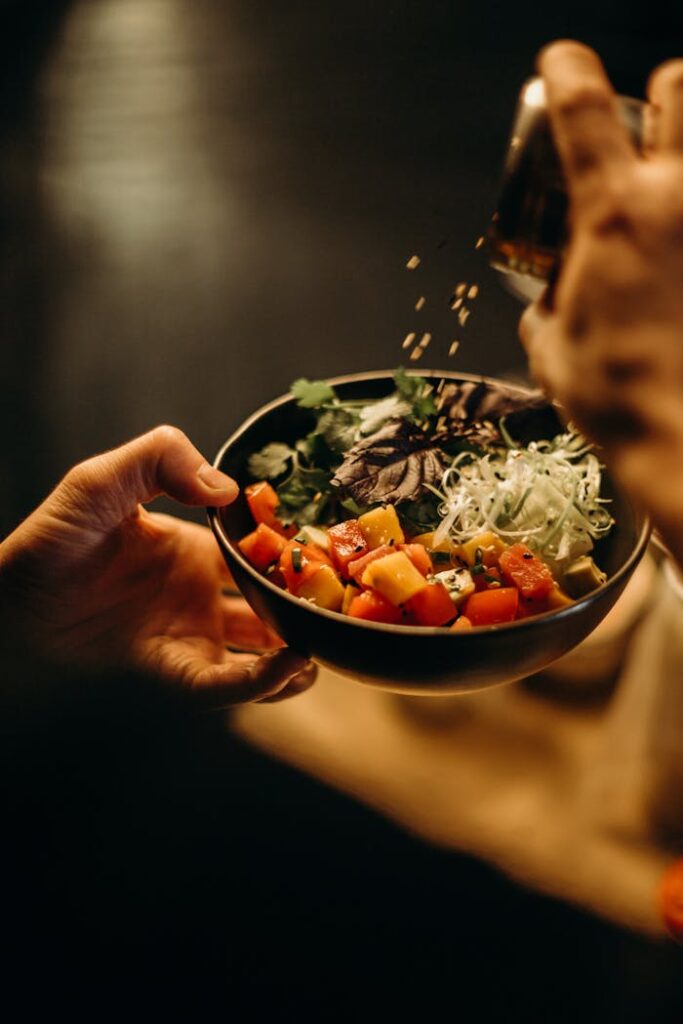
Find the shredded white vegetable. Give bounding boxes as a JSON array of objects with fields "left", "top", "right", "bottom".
[{"left": 430, "top": 427, "right": 614, "bottom": 571}]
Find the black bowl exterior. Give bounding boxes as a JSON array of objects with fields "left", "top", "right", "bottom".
[{"left": 209, "top": 371, "right": 650, "bottom": 695}]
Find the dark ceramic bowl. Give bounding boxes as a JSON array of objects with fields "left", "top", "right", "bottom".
[{"left": 208, "top": 371, "right": 650, "bottom": 695}]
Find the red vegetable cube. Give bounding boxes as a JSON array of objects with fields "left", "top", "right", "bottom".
[
  {"left": 406, "top": 581, "right": 457, "bottom": 626},
  {"left": 328, "top": 520, "right": 368, "bottom": 576},
  {"left": 499, "top": 543, "right": 555, "bottom": 601}
]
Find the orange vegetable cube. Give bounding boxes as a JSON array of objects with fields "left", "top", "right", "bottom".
[
  {"left": 347, "top": 590, "right": 403, "bottom": 625},
  {"left": 464, "top": 587, "right": 519, "bottom": 626},
  {"left": 238, "top": 523, "right": 288, "bottom": 571},
  {"left": 245, "top": 481, "right": 294, "bottom": 536},
  {"left": 279, "top": 541, "right": 334, "bottom": 595},
  {"left": 399, "top": 543, "right": 433, "bottom": 577},
  {"left": 450, "top": 615, "right": 473, "bottom": 632}
]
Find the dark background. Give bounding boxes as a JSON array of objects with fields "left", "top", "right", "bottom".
[{"left": 2, "top": 0, "right": 683, "bottom": 1016}]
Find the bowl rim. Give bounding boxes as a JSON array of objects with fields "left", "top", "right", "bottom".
[{"left": 208, "top": 369, "right": 651, "bottom": 638}]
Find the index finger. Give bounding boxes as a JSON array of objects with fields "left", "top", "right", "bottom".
[{"left": 538, "top": 41, "right": 636, "bottom": 209}]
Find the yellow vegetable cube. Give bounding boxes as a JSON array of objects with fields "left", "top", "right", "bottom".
[
  {"left": 461, "top": 531, "right": 507, "bottom": 567},
  {"left": 546, "top": 585, "right": 574, "bottom": 610},
  {"left": 341, "top": 583, "right": 360, "bottom": 615},
  {"left": 297, "top": 564, "right": 345, "bottom": 611},
  {"left": 361, "top": 551, "right": 427, "bottom": 606},
  {"left": 412, "top": 531, "right": 462, "bottom": 558},
  {"left": 357, "top": 505, "right": 405, "bottom": 550}
]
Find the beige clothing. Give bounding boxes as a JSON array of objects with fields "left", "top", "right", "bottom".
[{"left": 233, "top": 551, "right": 683, "bottom": 936}]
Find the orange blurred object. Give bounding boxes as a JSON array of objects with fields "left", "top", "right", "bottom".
[{"left": 660, "top": 859, "right": 683, "bottom": 942}]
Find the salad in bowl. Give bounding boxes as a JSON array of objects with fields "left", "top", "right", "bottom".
[{"left": 208, "top": 370, "right": 648, "bottom": 694}]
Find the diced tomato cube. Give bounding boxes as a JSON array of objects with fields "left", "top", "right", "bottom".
[
  {"left": 328, "top": 520, "right": 368, "bottom": 575},
  {"left": 464, "top": 587, "right": 519, "bottom": 626},
  {"left": 498, "top": 543, "right": 555, "bottom": 601},
  {"left": 279, "top": 540, "right": 334, "bottom": 595},
  {"left": 399, "top": 543, "right": 433, "bottom": 577},
  {"left": 347, "top": 589, "right": 404, "bottom": 625},
  {"left": 406, "top": 581, "right": 457, "bottom": 626},
  {"left": 238, "top": 522, "right": 288, "bottom": 571}
]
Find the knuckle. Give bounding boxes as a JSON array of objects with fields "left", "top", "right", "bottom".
[
  {"left": 149, "top": 423, "right": 187, "bottom": 448},
  {"left": 62, "top": 458, "right": 96, "bottom": 493}
]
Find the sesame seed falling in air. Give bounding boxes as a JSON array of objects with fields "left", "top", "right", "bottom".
[
  {"left": 406, "top": 254, "right": 421, "bottom": 270},
  {"left": 415, "top": 296, "right": 426, "bottom": 311},
  {"left": 474, "top": 235, "right": 486, "bottom": 250},
  {"left": 449, "top": 340, "right": 460, "bottom": 357},
  {"left": 402, "top": 331, "right": 416, "bottom": 350}
]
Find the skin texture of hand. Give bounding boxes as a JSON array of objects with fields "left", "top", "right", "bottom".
[
  {"left": 519, "top": 42, "right": 683, "bottom": 567},
  {"left": 0, "top": 426, "right": 315, "bottom": 707}
]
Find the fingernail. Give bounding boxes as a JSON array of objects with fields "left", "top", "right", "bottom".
[{"left": 197, "top": 463, "right": 239, "bottom": 499}]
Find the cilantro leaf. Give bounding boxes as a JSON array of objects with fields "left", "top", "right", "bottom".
[
  {"left": 247, "top": 442, "right": 295, "bottom": 480},
  {"left": 291, "top": 378, "right": 336, "bottom": 409},
  {"left": 276, "top": 466, "right": 333, "bottom": 526},
  {"left": 394, "top": 367, "right": 437, "bottom": 422},
  {"left": 397, "top": 496, "right": 441, "bottom": 533},
  {"left": 316, "top": 407, "right": 359, "bottom": 453},
  {"left": 358, "top": 394, "right": 411, "bottom": 436}
]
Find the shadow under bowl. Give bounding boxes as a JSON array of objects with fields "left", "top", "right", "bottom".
[{"left": 209, "top": 370, "right": 650, "bottom": 696}]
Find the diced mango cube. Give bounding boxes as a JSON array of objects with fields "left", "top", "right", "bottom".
[
  {"left": 460, "top": 531, "right": 507, "bottom": 567},
  {"left": 546, "top": 585, "right": 574, "bottom": 610},
  {"left": 411, "top": 530, "right": 460, "bottom": 556},
  {"left": 297, "top": 564, "right": 345, "bottom": 611},
  {"left": 361, "top": 551, "right": 428, "bottom": 606},
  {"left": 358, "top": 505, "right": 405, "bottom": 550},
  {"left": 341, "top": 583, "right": 361, "bottom": 615}
]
